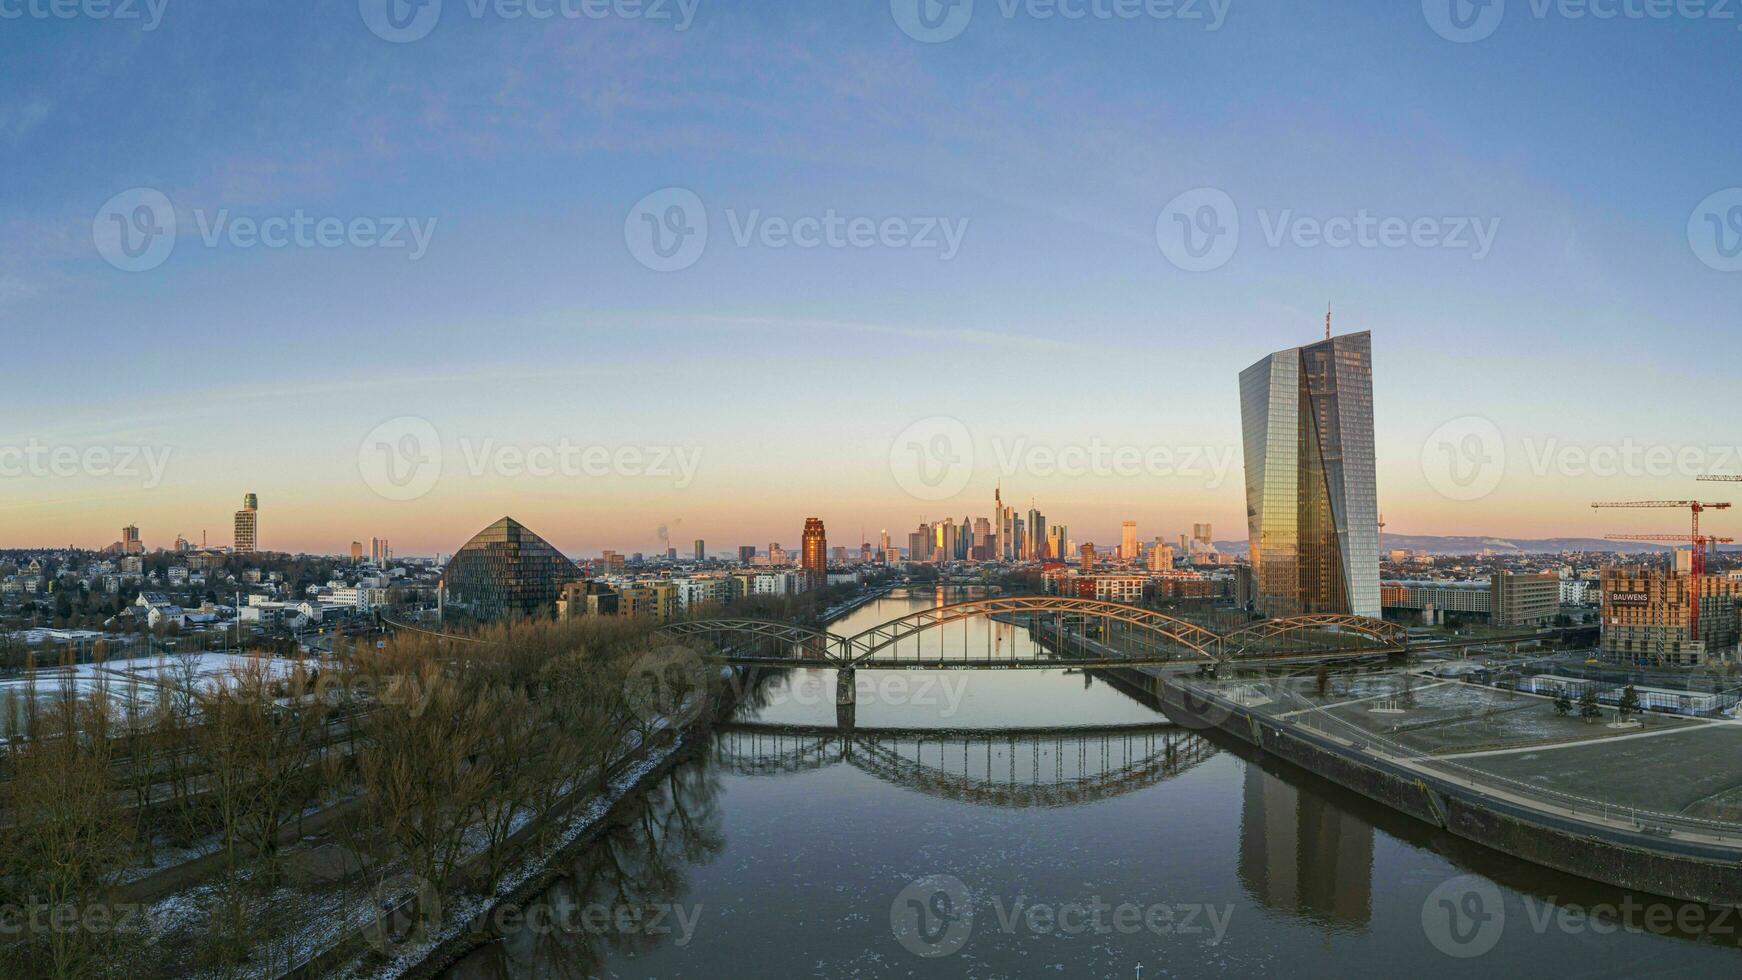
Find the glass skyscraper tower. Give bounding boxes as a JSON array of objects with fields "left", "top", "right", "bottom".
[{"left": 1239, "top": 330, "right": 1380, "bottom": 619}]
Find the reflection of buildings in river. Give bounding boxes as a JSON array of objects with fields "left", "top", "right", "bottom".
[{"left": 1238, "top": 764, "right": 1372, "bottom": 928}]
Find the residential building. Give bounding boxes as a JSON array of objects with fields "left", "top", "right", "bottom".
[{"left": 234, "top": 493, "right": 258, "bottom": 554}]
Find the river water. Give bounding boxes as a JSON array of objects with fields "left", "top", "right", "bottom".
[{"left": 444, "top": 588, "right": 1742, "bottom": 978}]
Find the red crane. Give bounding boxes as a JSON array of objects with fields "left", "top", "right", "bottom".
[{"left": 1594, "top": 500, "right": 1733, "bottom": 640}]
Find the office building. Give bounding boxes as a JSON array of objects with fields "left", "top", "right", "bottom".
[
  {"left": 1239, "top": 329, "right": 1379, "bottom": 618},
  {"left": 801, "top": 518, "right": 827, "bottom": 585},
  {"left": 1121, "top": 521, "right": 1138, "bottom": 562},
  {"left": 1491, "top": 571, "right": 1560, "bottom": 628},
  {"left": 350, "top": 541, "right": 364, "bottom": 562},
  {"left": 440, "top": 516, "right": 579, "bottom": 622},
  {"left": 739, "top": 545, "right": 757, "bottom": 565},
  {"left": 694, "top": 539, "right": 706, "bottom": 561}
]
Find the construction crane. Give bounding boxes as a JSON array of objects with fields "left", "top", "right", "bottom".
[{"left": 1593, "top": 500, "right": 1733, "bottom": 639}]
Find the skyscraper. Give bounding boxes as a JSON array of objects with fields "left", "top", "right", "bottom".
[
  {"left": 1239, "top": 329, "right": 1379, "bottom": 618},
  {"left": 1121, "top": 521, "right": 1138, "bottom": 561},
  {"left": 694, "top": 539, "right": 706, "bottom": 561},
  {"left": 233, "top": 494, "right": 258, "bottom": 554},
  {"left": 993, "top": 483, "right": 1006, "bottom": 560},
  {"left": 121, "top": 524, "right": 143, "bottom": 555},
  {"left": 801, "top": 518, "right": 827, "bottom": 586}
]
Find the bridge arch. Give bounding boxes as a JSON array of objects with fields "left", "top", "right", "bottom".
[
  {"left": 841, "top": 595, "right": 1223, "bottom": 665},
  {"left": 655, "top": 618, "right": 847, "bottom": 664},
  {"left": 712, "top": 724, "right": 1218, "bottom": 807},
  {"left": 1217, "top": 614, "right": 1408, "bottom": 658}
]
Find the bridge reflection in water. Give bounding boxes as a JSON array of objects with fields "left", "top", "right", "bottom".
[{"left": 713, "top": 722, "right": 1218, "bottom": 808}]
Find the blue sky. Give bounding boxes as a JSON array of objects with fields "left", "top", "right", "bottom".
[{"left": 2, "top": 0, "right": 1739, "bottom": 555}]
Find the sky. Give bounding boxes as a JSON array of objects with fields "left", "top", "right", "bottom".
[{"left": 2, "top": 0, "right": 1740, "bottom": 557}]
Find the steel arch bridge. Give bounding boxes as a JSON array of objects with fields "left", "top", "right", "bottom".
[
  {"left": 712, "top": 722, "right": 1218, "bottom": 807},
  {"left": 657, "top": 595, "right": 1408, "bottom": 669}
]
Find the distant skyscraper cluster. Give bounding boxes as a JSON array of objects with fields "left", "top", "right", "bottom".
[{"left": 903, "top": 484, "right": 1071, "bottom": 564}]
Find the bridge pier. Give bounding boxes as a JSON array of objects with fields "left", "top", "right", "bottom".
[{"left": 835, "top": 667, "right": 857, "bottom": 731}]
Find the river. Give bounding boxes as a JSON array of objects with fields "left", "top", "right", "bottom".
[{"left": 442, "top": 587, "right": 1742, "bottom": 977}]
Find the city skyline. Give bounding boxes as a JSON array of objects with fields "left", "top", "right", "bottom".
[{"left": 5, "top": 6, "right": 1742, "bottom": 555}]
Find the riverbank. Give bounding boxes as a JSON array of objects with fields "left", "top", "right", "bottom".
[
  {"left": 1159, "top": 677, "right": 1742, "bottom": 909},
  {"left": 362, "top": 585, "right": 889, "bottom": 979}
]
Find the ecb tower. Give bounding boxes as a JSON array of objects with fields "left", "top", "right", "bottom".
[{"left": 1239, "top": 329, "right": 1380, "bottom": 619}]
